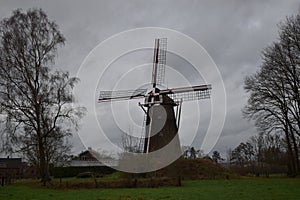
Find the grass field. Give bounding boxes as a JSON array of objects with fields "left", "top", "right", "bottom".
[{"left": 0, "top": 177, "right": 300, "bottom": 200}]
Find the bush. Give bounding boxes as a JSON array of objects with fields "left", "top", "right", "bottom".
[{"left": 157, "top": 158, "right": 232, "bottom": 180}]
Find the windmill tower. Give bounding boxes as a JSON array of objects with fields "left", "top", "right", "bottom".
[{"left": 98, "top": 38, "right": 211, "bottom": 155}]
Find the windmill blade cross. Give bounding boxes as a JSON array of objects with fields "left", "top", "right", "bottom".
[{"left": 98, "top": 89, "right": 147, "bottom": 102}]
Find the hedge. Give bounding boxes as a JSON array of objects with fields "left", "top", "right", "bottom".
[{"left": 50, "top": 166, "right": 116, "bottom": 178}]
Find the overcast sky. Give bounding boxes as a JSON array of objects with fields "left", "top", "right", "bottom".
[{"left": 1, "top": 0, "right": 300, "bottom": 157}]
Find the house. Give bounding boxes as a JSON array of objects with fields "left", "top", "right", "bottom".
[
  {"left": 78, "top": 147, "right": 97, "bottom": 161},
  {"left": 69, "top": 147, "right": 118, "bottom": 167},
  {"left": 0, "top": 157, "right": 22, "bottom": 179}
]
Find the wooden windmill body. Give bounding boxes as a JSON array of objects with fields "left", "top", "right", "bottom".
[
  {"left": 98, "top": 38, "right": 211, "bottom": 155},
  {"left": 143, "top": 92, "right": 180, "bottom": 153}
]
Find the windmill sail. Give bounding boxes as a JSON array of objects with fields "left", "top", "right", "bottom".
[
  {"left": 98, "top": 89, "right": 147, "bottom": 102},
  {"left": 152, "top": 38, "right": 167, "bottom": 88},
  {"left": 160, "top": 84, "right": 212, "bottom": 102}
]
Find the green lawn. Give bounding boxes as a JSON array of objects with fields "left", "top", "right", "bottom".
[{"left": 0, "top": 178, "right": 300, "bottom": 200}]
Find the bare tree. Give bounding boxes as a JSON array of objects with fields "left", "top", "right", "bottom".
[
  {"left": 0, "top": 9, "right": 85, "bottom": 185},
  {"left": 249, "top": 133, "right": 287, "bottom": 175},
  {"left": 121, "top": 132, "right": 143, "bottom": 153},
  {"left": 183, "top": 146, "right": 203, "bottom": 159},
  {"left": 244, "top": 11, "right": 300, "bottom": 175}
]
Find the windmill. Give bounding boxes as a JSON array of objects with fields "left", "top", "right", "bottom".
[{"left": 98, "top": 38, "right": 211, "bottom": 155}]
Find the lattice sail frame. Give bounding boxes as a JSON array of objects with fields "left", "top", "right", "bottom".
[
  {"left": 166, "top": 88, "right": 211, "bottom": 102},
  {"left": 99, "top": 89, "right": 147, "bottom": 102},
  {"left": 152, "top": 38, "right": 167, "bottom": 87},
  {"left": 160, "top": 84, "right": 212, "bottom": 102}
]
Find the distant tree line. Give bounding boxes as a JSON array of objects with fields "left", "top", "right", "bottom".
[
  {"left": 228, "top": 133, "right": 288, "bottom": 176},
  {"left": 183, "top": 146, "right": 204, "bottom": 159}
]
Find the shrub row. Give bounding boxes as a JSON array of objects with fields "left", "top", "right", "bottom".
[{"left": 50, "top": 166, "right": 116, "bottom": 178}]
